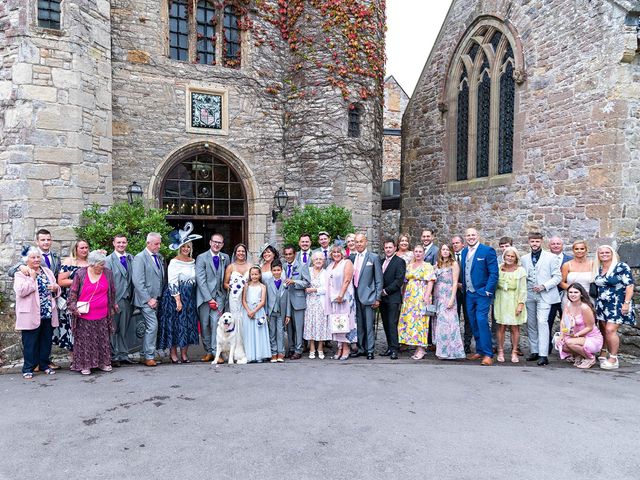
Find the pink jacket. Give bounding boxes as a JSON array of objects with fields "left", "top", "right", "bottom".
[{"left": 13, "top": 268, "right": 61, "bottom": 331}]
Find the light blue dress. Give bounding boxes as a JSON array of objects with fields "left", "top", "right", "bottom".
[{"left": 242, "top": 284, "right": 271, "bottom": 362}]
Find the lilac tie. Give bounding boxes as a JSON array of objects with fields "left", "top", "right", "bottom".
[
  {"left": 303, "top": 252, "right": 307, "bottom": 264},
  {"left": 213, "top": 255, "right": 220, "bottom": 270},
  {"left": 323, "top": 250, "right": 328, "bottom": 260},
  {"left": 275, "top": 279, "right": 282, "bottom": 290},
  {"left": 120, "top": 255, "right": 128, "bottom": 271},
  {"left": 43, "top": 253, "right": 51, "bottom": 269},
  {"left": 152, "top": 254, "right": 160, "bottom": 269},
  {"left": 287, "top": 264, "right": 292, "bottom": 278}
]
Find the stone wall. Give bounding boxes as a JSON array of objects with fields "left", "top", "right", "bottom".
[
  {"left": 401, "top": 0, "right": 640, "bottom": 352},
  {"left": 382, "top": 76, "right": 408, "bottom": 182},
  {"left": 0, "top": 0, "right": 113, "bottom": 334}
]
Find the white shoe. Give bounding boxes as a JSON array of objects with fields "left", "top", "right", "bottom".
[
  {"left": 318, "top": 352, "right": 325, "bottom": 360},
  {"left": 308, "top": 352, "right": 316, "bottom": 359},
  {"left": 600, "top": 357, "right": 619, "bottom": 370}
]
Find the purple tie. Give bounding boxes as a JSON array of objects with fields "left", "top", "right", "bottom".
[
  {"left": 213, "top": 255, "right": 220, "bottom": 270},
  {"left": 303, "top": 252, "right": 307, "bottom": 264},
  {"left": 152, "top": 254, "right": 160, "bottom": 269},
  {"left": 323, "top": 250, "right": 328, "bottom": 260},
  {"left": 275, "top": 279, "right": 282, "bottom": 290},
  {"left": 120, "top": 255, "right": 128, "bottom": 271},
  {"left": 287, "top": 264, "right": 292, "bottom": 278},
  {"left": 43, "top": 253, "right": 51, "bottom": 269}
]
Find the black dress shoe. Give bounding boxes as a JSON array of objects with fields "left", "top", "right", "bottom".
[
  {"left": 111, "top": 360, "right": 121, "bottom": 368},
  {"left": 380, "top": 349, "right": 392, "bottom": 357},
  {"left": 349, "top": 351, "right": 363, "bottom": 358},
  {"left": 526, "top": 353, "right": 539, "bottom": 362},
  {"left": 390, "top": 352, "right": 398, "bottom": 360},
  {"left": 537, "top": 356, "right": 549, "bottom": 366},
  {"left": 366, "top": 353, "right": 374, "bottom": 360}
]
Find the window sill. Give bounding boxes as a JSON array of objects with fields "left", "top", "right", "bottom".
[
  {"left": 33, "top": 26, "right": 65, "bottom": 37},
  {"left": 447, "top": 173, "right": 513, "bottom": 192}
]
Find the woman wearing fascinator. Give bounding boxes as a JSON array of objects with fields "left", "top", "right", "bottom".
[
  {"left": 259, "top": 243, "right": 280, "bottom": 284},
  {"left": 157, "top": 223, "right": 202, "bottom": 363}
]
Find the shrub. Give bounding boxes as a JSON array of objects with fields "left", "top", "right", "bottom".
[
  {"left": 279, "top": 204, "right": 354, "bottom": 248},
  {"left": 75, "top": 201, "right": 174, "bottom": 258}
]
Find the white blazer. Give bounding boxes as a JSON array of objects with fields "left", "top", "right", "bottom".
[{"left": 520, "top": 250, "right": 562, "bottom": 304}]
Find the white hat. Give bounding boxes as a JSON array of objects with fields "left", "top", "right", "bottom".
[{"left": 169, "top": 222, "right": 202, "bottom": 250}]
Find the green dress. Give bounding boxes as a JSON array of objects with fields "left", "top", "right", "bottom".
[{"left": 494, "top": 266, "right": 527, "bottom": 325}]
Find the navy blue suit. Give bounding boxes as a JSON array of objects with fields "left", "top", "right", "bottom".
[{"left": 461, "top": 243, "right": 499, "bottom": 357}]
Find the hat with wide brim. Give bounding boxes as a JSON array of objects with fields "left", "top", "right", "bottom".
[
  {"left": 258, "top": 242, "right": 277, "bottom": 259},
  {"left": 169, "top": 222, "right": 202, "bottom": 250}
]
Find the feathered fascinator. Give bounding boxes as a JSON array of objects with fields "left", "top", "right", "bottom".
[{"left": 168, "top": 222, "right": 202, "bottom": 251}]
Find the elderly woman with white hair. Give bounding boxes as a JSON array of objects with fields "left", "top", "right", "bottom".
[
  {"left": 13, "top": 247, "right": 61, "bottom": 379},
  {"left": 303, "top": 250, "right": 330, "bottom": 358},
  {"left": 67, "top": 250, "right": 117, "bottom": 375},
  {"left": 592, "top": 245, "right": 635, "bottom": 370}
]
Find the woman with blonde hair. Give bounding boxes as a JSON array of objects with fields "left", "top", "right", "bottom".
[
  {"left": 592, "top": 245, "right": 635, "bottom": 370},
  {"left": 396, "top": 234, "right": 414, "bottom": 264},
  {"left": 494, "top": 246, "right": 527, "bottom": 363},
  {"left": 559, "top": 240, "right": 593, "bottom": 302}
]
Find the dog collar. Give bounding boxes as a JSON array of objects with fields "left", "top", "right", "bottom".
[{"left": 225, "top": 326, "right": 235, "bottom": 333}]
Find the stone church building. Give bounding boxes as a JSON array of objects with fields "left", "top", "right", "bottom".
[
  {"left": 0, "top": 0, "right": 385, "bottom": 273},
  {"left": 402, "top": 0, "right": 640, "bottom": 249}
]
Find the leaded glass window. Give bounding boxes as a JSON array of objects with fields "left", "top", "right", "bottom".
[
  {"left": 170, "top": 0, "right": 189, "bottom": 61},
  {"left": 38, "top": 0, "right": 61, "bottom": 30},
  {"left": 163, "top": 154, "right": 245, "bottom": 217},
  {"left": 447, "top": 23, "right": 521, "bottom": 182},
  {"left": 191, "top": 92, "right": 222, "bottom": 129},
  {"left": 223, "top": 5, "right": 241, "bottom": 67},
  {"left": 348, "top": 104, "right": 362, "bottom": 138},
  {"left": 197, "top": 1, "right": 216, "bottom": 65}
]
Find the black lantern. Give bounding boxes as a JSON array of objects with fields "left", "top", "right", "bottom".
[
  {"left": 127, "top": 181, "right": 144, "bottom": 204},
  {"left": 272, "top": 186, "right": 289, "bottom": 222}
]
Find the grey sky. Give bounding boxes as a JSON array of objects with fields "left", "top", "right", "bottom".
[{"left": 385, "top": 1, "right": 452, "bottom": 96}]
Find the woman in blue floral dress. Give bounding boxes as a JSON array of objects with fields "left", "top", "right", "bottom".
[{"left": 592, "top": 245, "right": 635, "bottom": 370}]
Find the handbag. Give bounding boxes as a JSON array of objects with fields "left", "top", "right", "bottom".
[
  {"left": 56, "top": 296, "right": 67, "bottom": 311},
  {"left": 77, "top": 301, "right": 90, "bottom": 314},
  {"left": 423, "top": 304, "right": 437, "bottom": 316},
  {"left": 330, "top": 313, "right": 350, "bottom": 333},
  {"left": 589, "top": 282, "right": 598, "bottom": 299}
]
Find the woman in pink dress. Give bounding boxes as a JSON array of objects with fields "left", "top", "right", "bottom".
[
  {"left": 557, "top": 283, "right": 603, "bottom": 369},
  {"left": 325, "top": 244, "right": 357, "bottom": 360},
  {"left": 67, "top": 250, "right": 117, "bottom": 375}
]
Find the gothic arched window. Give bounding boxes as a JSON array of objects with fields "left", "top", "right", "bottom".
[{"left": 446, "top": 18, "right": 524, "bottom": 183}]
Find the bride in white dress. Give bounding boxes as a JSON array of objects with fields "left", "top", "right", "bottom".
[{"left": 224, "top": 244, "right": 252, "bottom": 339}]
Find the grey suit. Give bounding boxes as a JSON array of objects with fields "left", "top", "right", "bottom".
[
  {"left": 521, "top": 250, "right": 562, "bottom": 357},
  {"left": 350, "top": 250, "right": 383, "bottom": 355},
  {"left": 195, "top": 250, "right": 230, "bottom": 355},
  {"left": 296, "top": 250, "right": 313, "bottom": 267},
  {"left": 132, "top": 249, "right": 165, "bottom": 360},
  {"left": 106, "top": 252, "right": 133, "bottom": 361},
  {"left": 284, "top": 260, "right": 310, "bottom": 354},
  {"left": 266, "top": 276, "right": 289, "bottom": 355},
  {"left": 423, "top": 243, "right": 438, "bottom": 266}
]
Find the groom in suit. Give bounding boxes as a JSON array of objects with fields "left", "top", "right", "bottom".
[
  {"left": 195, "top": 233, "right": 230, "bottom": 363},
  {"left": 282, "top": 245, "right": 310, "bottom": 359},
  {"left": 350, "top": 233, "right": 383, "bottom": 359},
  {"left": 520, "top": 233, "right": 562, "bottom": 366},
  {"left": 132, "top": 232, "right": 165, "bottom": 366},
  {"left": 461, "top": 228, "right": 499, "bottom": 366},
  {"left": 106, "top": 234, "right": 133, "bottom": 366},
  {"left": 379, "top": 238, "right": 406, "bottom": 360}
]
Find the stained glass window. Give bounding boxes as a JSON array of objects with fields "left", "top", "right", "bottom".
[
  {"left": 456, "top": 69, "right": 469, "bottom": 181},
  {"left": 38, "top": 0, "right": 61, "bottom": 30},
  {"left": 191, "top": 92, "right": 222, "bottom": 129},
  {"left": 348, "top": 104, "right": 362, "bottom": 137},
  {"left": 499, "top": 45, "right": 515, "bottom": 175},
  {"left": 197, "top": 1, "right": 216, "bottom": 65},
  {"left": 163, "top": 154, "right": 245, "bottom": 217},
  {"left": 169, "top": 0, "right": 189, "bottom": 61},
  {"left": 223, "top": 5, "right": 241, "bottom": 67}
]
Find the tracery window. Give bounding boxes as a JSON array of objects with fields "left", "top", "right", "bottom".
[
  {"left": 38, "top": 0, "right": 61, "bottom": 30},
  {"left": 168, "top": 0, "right": 243, "bottom": 68},
  {"left": 446, "top": 19, "right": 522, "bottom": 183}
]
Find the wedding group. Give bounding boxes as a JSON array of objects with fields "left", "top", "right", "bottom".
[{"left": 10, "top": 224, "right": 635, "bottom": 380}]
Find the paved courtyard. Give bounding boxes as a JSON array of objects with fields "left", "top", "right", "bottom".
[{"left": 0, "top": 355, "right": 639, "bottom": 480}]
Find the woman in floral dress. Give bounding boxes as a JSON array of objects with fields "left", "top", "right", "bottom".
[
  {"left": 54, "top": 239, "right": 90, "bottom": 354},
  {"left": 398, "top": 244, "right": 435, "bottom": 360},
  {"left": 303, "top": 252, "right": 330, "bottom": 358},
  {"left": 432, "top": 244, "right": 465, "bottom": 360},
  {"left": 325, "top": 244, "right": 357, "bottom": 360},
  {"left": 592, "top": 245, "right": 635, "bottom": 370}
]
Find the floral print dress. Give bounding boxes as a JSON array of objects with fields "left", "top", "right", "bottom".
[
  {"left": 398, "top": 262, "right": 435, "bottom": 347},
  {"left": 52, "top": 264, "right": 79, "bottom": 351},
  {"left": 594, "top": 262, "right": 635, "bottom": 325}
]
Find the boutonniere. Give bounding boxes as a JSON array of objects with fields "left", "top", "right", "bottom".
[{"left": 291, "top": 266, "right": 299, "bottom": 276}]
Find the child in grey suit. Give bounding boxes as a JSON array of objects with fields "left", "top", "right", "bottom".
[{"left": 266, "top": 260, "right": 288, "bottom": 363}]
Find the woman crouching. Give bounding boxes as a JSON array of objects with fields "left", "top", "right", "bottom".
[{"left": 67, "top": 250, "right": 117, "bottom": 375}]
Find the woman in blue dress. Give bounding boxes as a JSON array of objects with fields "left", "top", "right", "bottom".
[
  {"left": 158, "top": 224, "right": 201, "bottom": 363},
  {"left": 592, "top": 245, "right": 635, "bottom": 370}
]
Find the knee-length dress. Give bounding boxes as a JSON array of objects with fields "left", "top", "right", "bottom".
[
  {"left": 398, "top": 262, "right": 435, "bottom": 347},
  {"left": 325, "top": 259, "right": 357, "bottom": 344},
  {"left": 557, "top": 312, "right": 603, "bottom": 360},
  {"left": 494, "top": 267, "right": 527, "bottom": 325},
  {"left": 303, "top": 269, "right": 331, "bottom": 341},
  {"left": 158, "top": 258, "right": 199, "bottom": 349},
  {"left": 594, "top": 262, "right": 635, "bottom": 325},
  {"left": 433, "top": 266, "right": 465, "bottom": 359},
  {"left": 52, "top": 264, "right": 79, "bottom": 351},
  {"left": 242, "top": 284, "right": 271, "bottom": 362}
]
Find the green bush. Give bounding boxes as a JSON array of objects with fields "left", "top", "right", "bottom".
[
  {"left": 75, "top": 201, "right": 174, "bottom": 258},
  {"left": 279, "top": 204, "right": 354, "bottom": 248}
]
